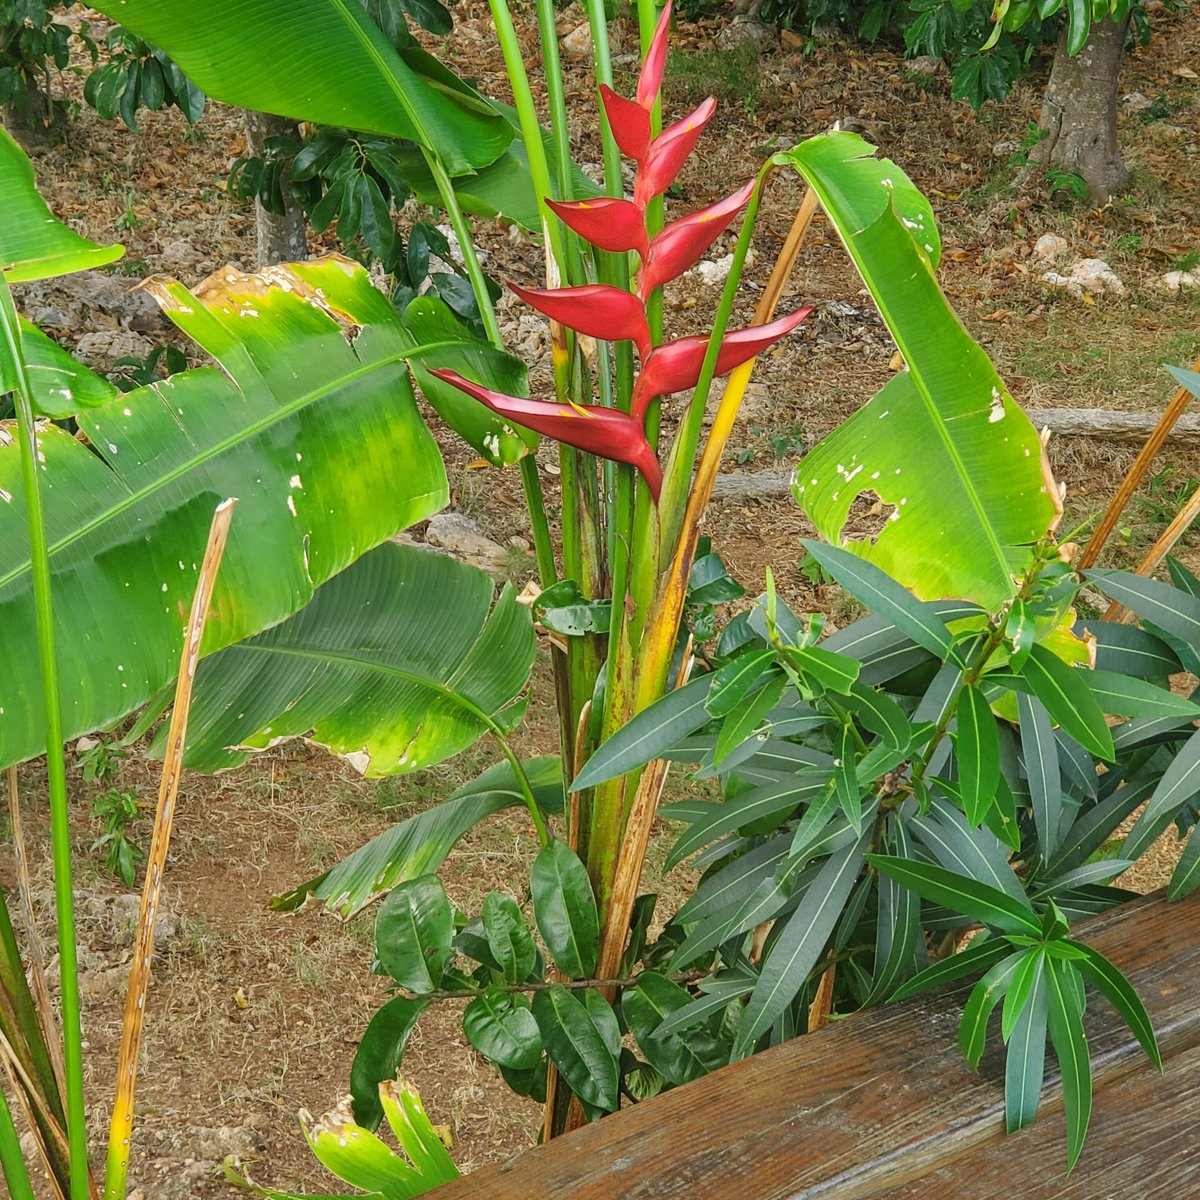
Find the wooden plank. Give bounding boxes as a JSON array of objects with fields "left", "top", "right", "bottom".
[{"left": 429, "top": 890, "right": 1200, "bottom": 1200}]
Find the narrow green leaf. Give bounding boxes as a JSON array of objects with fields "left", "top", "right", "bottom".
[
  {"left": 846, "top": 681, "right": 912, "bottom": 750},
  {"left": 734, "top": 831, "right": 869, "bottom": 1055},
  {"left": 910, "top": 796, "right": 1028, "bottom": 901},
  {"left": 1002, "top": 948, "right": 1044, "bottom": 1042},
  {"left": 1166, "top": 554, "right": 1200, "bottom": 598},
  {"left": 863, "top": 817, "right": 920, "bottom": 1004},
  {"left": 1084, "top": 668, "right": 1200, "bottom": 721},
  {"left": 1087, "top": 568, "right": 1200, "bottom": 649},
  {"left": 890, "top": 934, "right": 1009, "bottom": 1002},
  {"left": 1020, "top": 645, "right": 1114, "bottom": 762},
  {"left": 868, "top": 855, "right": 1039, "bottom": 934},
  {"left": 834, "top": 723, "right": 863, "bottom": 835},
  {"left": 572, "top": 675, "right": 714, "bottom": 789},
  {"left": 1068, "top": 940, "right": 1161, "bottom": 1069},
  {"left": 956, "top": 684, "right": 999, "bottom": 826},
  {"left": 712, "top": 672, "right": 787, "bottom": 768},
  {"left": 1018, "top": 692, "right": 1063, "bottom": 864},
  {"left": 1168, "top": 827, "right": 1200, "bottom": 900},
  {"left": 1004, "top": 954, "right": 1048, "bottom": 1133},
  {"left": 708, "top": 650, "right": 777, "bottom": 717},
  {"left": 801, "top": 541, "right": 957, "bottom": 660},
  {"left": 529, "top": 840, "right": 599, "bottom": 979},
  {"left": 1045, "top": 956, "right": 1092, "bottom": 1171},
  {"left": 1089, "top": 621, "right": 1181, "bottom": 683},
  {"left": 1122, "top": 726, "right": 1200, "bottom": 858},
  {"left": 463, "top": 989, "right": 541, "bottom": 1070},
  {"left": 959, "top": 951, "right": 1023, "bottom": 1067},
  {"left": 531, "top": 985, "right": 619, "bottom": 1111},
  {"left": 782, "top": 644, "right": 861, "bottom": 694},
  {"left": 374, "top": 876, "right": 454, "bottom": 994}
]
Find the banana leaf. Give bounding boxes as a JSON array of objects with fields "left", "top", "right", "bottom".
[
  {"left": 1, "top": 127, "right": 123, "bottom": 281},
  {"left": 782, "top": 133, "right": 1056, "bottom": 609},
  {"left": 88, "top": 0, "right": 511, "bottom": 176},
  {"left": 0, "top": 256, "right": 447, "bottom": 769},
  {"left": 3, "top": 318, "right": 118, "bottom": 416},
  {"left": 166, "top": 541, "right": 536, "bottom": 775}
]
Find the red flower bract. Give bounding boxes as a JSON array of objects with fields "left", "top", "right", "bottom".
[
  {"left": 639, "top": 178, "right": 756, "bottom": 296},
  {"left": 509, "top": 281, "right": 652, "bottom": 360},
  {"left": 636, "top": 0, "right": 673, "bottom": 109},
  {"left": 429, "top": 369, "right": 664, "bottom": 501},
  {"left": 546, "top": 197, "right": 651, "bottom": 259},
  {"left": 631, "top": 306, "right": 816, "bottom": 419},
  {"left": 635, "top": 97, "right": 717, "bottom": 206},
  {"left": 599, "top": 84, "right": 652, "bottom": 162}
]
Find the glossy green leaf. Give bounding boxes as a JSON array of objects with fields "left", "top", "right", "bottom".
[
  {"left": 1020, "top": 645, "right": 1114, "bottom": 762},
  {"left": 622, "top": 971, "right": 729, "bottom": 1085},
  {"left": 868, "top": 855, "right": 1039, "bottom": 934},
  {"left": 530, "top": 840, "right": 599, "bottom": 979},
  {"left": 1089, "top": 621, "right": 1181, "bottom": 683},
  {"left": 956, "top": 684, "right": 999, "bottom": 826},
  {"left": 463, "top": 989, "right": 541, "bottom": 1070},
  {"left": 910, "top": 796, "right": 1028, "bottom": 902},
  {"left": 0, "top": 128, "right": 123, "bottom": 281},
  {"left": 1047, "top": 775, "right": 1154, "bottom": 874},
  {"left": 708, "top": 650, "right": 778, "bottom": 718},
  {"left": 375, "top": 876, "right": 454, "bottom": 993},
  {"left": 784, "top": 133, "right": 1053, "bottom": 608},
  {"left": 711, "top": 671, "right": 787, "bottom": 769},
  {"left": 350, "top": 996, "right": 429, "bottom": 1129},
  {"left": 0, "top": 257, "right": 447, "bottom": 771},
  {"left": 1045, "top": 956, "right": 1092, "bottom": 1170},
  {"left": 847, "top": 681, "right": 911, "bottom": 750},
  {"left": 782, "top": 644, "right": 862, "bottom": 694},
  {"left": 735, "top": 831, "right": 870, "bottom": 1055},
  {"left": 170, "top": 543, "right": 535, "bottom": 774},
  {"left": 89, "top": 0, "right": 510, "bottom": 176},
  {"left": 531, "top": 985, "right": 619, "bottom": 1111},
  {"left": 1034, "top": 860, "right": 1135, "bottom": 897},
  {"left": 573, "top": 674, "right": 714, "bottom": 790},
  {"left": 482, "top": 893, "right": 536, "bottom": 985},
  {"left": 801, "top": 541, "right": 957, "bottom": 660},
  {"left": 1004, "top": 953, "right": 1048, "bottom": 1133},
  {"left": 1122, "top": 726, "right": 1200, "bottom": 858},
  {"left": 272, "top": 757, "right": 561, "bottom": 918},
  {"left": 5, "top": 317, "right": 118, "bottom": 415}
]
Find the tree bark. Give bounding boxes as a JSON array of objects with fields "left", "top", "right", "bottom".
[
  {"left": 1020, "top": 16, "right": 1131, "bottom": 204},
  {"left": 242, "top": 110, "right": 309, "bottom": 265}
]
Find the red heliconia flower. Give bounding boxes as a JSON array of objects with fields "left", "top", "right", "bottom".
[
  {"left": 508, "top": 281, "right": 652, "bottom": 360},
  {"left": 635, "top": 97, "right": 717, "bottom": 206},
  {"left": 598, "top": 84, "right": 652, "bottom": 162},
  {"left": 639, "top": 178, "right": 756, "bottom": 297},
  {"left": 636, "top": 0, "right": 673, "bottom": 109},
  {"left": 429, "top": 369, "right": 663, "bottom": 500},
  {"left": 630, "top": 306, "right": 816, "bottom": 419},
  {"left": 546, "top": 197, "right": 651, "bottom": 259}
]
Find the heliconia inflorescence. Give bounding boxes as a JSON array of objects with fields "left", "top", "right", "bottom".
[{"left": 430, "top": 1, "right": 812, "bottom": 502}]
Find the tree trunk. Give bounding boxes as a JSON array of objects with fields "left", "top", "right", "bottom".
[
  {"left": 242, "top": 110, "right": 309, "bottom": 265},
  {"left": 1021, "top": 16, "right": 1131, "bottom": 203}
]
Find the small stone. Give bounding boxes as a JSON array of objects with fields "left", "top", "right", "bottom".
[
  {"left": 1121, "top": 91, "right": 1152, "bottom": 112},
  {"left": 156, "top": 238, "right": 203, "bottom": 275},
  {"left": 561, "top": 22, "right": 592, "bottom": 56},
  {"left": 1031, "top": 233, "right": 1071, "bottom": 264},
  {"left": 424, "top": 512, "right": 509, "bottom": 578},
  {"left": 1159, "top": 269, "right": 1200, "bottom": 292},
  {"left": 1042, "top": 257, "right": 1126, "bottom": 299},
  {"left": 74, "top": 329, "right": 155, "bottom": 366},
  {"left": 908, "top": 54, "right": 947, "bottom": 78},
  {"left": 717, "top": 15, "right": 775, "bottom": 49}
]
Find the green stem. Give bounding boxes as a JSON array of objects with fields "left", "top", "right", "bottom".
[
  {"left": 0, "top": 277, "right": 90, "bottom": 1197},
  {"left": 489, "top": 729, "right": 551, "bottom": 848},
  {"left": 0, "top": 1083, "right": 35, "bottom": 1200},
  {"left": 421, "top": 147, "right": 557, "bottom": 591}
]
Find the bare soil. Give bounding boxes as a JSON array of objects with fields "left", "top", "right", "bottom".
[{"left": 3, "top": 2, "right": 1200, "bottom": 1195}]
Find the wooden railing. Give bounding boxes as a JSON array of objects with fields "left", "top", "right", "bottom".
[{"left": 430, "top": 889, "right": 1200, "bottom": 1199}]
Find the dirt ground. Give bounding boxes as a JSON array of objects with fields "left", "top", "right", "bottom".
[{"left": 3, "top": 1, "right": 1200, "bottom": 1195}]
